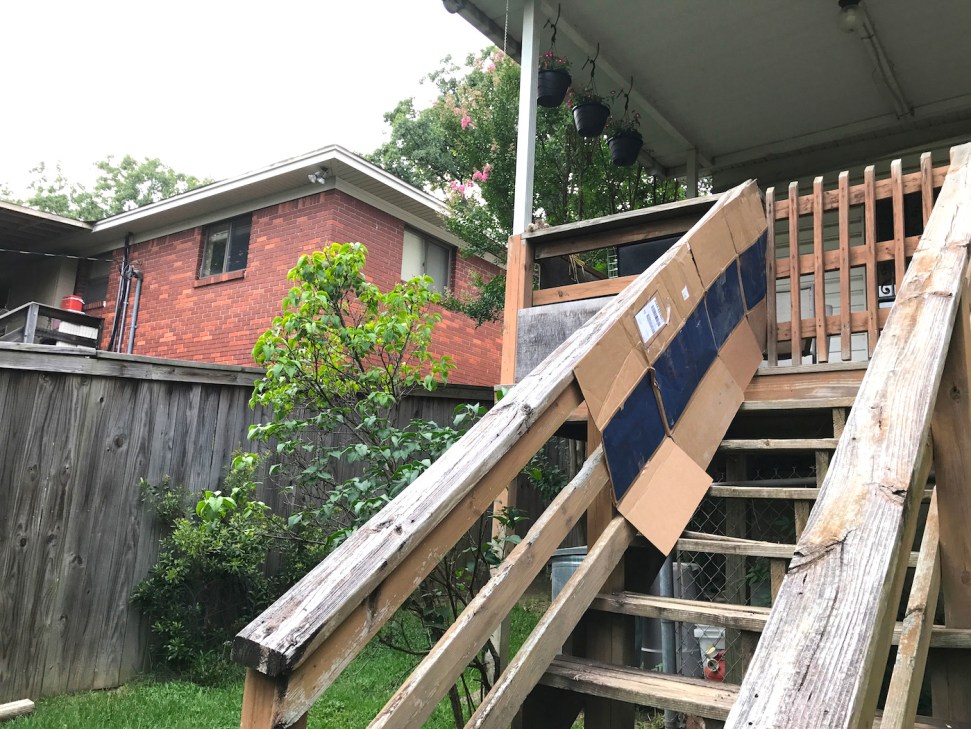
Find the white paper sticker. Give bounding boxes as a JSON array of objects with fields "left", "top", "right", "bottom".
[
  {"left": 635, "top": 297, "right": 667, "bottom": 343},
  {"left": 682, "top": 286, "right": 690, "bottom": 301}
]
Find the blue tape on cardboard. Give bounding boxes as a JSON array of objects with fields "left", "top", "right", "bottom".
[
  {"left": 705, "top": 259, "right": 746, "bottom": 349},
  {"left": 738, "top": 230, "right": 768, "bottom": 310},
  {"left": 602, "top": 371, "right": 667, "bottom": 501},
  {"left": 653, "top": 305, "right": 718, "bottom": 429}
]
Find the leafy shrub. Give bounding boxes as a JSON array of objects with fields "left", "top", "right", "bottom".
[{"left": 131, "top": 457, "right": 281, "bottom": 682}]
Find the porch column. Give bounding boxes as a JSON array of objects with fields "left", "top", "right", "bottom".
[
  {"left": 512, "top": 0, "right": 539, "bottom": 234},
  {"left": 686, "top": 147, "right": 699, "bottom": 199}
]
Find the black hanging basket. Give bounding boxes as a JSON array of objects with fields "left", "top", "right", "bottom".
[
  {"left": 537, "top": 69, "right": 571, "bottom": 108},
  {"left": 608, "top": 132, "right": 644, "bottom": 166},
  {"left": 572, "top": 102, "right": 610, "bottom": 138}
]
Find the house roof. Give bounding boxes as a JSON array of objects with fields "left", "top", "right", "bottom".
[
  {"left": 34, "top": 145, "right": 462, "bottom": 255},
  {"left": 451, "top": 1, "right": 971, "bottom": 183},
  {"left": 0, "top": 201, "right": 92, "bottom": 251}
]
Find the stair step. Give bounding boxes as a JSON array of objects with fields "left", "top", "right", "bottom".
[
  {"left": 738, "top": 395, "right": 855, "bottom": 412},
  {"left": 589, "top": 593, "right": 971, "bottom": 649},
  {"left": 540, "top": 655, "right": 736, "bottom": 720},
  {"left": 539, "top": 656, "right": 966, "bottom": 728},
  {"left": 673, "top": 532, "right": 920, "bottom": 567},
  {"left": 718, "top": 437, "right": 839, "bottom": 451}
]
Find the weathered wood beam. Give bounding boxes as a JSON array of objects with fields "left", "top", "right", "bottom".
[
  {"left": 0, "top": 700, "right": 34, "bottom": 722},
  {"left": 724, "top": 142, "right": 971, "bottom": 729},
  {"left": 466, "top": 517, "right": 636, "bottom": 729},
  {"left": 882, "top": 492, "right": 941, "bottom": 729},
  {"left": 367, "top": 449, "right": 608, "bottom": 729}
]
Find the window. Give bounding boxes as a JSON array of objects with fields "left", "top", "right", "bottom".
[
  {"left": 401, "top": 229, "right": 452, "bottom": 293},
  {"left": 80, "top": 259, "right": 112, "bottom": 303},
  {"left": 200, "top": 214, "right": 251, "bottom": 277}
]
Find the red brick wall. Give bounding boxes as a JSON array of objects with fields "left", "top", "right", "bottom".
[{"left": 87, "top": 190, "right": 502, "bottom": 386}]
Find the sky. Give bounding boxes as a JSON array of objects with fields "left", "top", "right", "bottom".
[{"left": 0, "top": 0, "right": 492, "bottom": 198}]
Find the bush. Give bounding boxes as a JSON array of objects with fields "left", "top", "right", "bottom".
[{"left": 131, "top": 457, "right": 281, "bottom": 682}]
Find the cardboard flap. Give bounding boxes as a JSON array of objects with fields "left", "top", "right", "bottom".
[
  {"left": 688, "top": 210, "right": 736, "bottom": 288},
  {"left": 671, "top": 357, "right": 745, "bottom": 468},
  {"left": 720, "top": 319, "right": 764, "bottom": 392},
  {"left": 574, "top": 317, "right": 649, "bottom": 429},
  {"left": 617, "top": 438, "right": 713, "bottom": 555}
]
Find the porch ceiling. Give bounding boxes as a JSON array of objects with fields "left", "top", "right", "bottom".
[{"left": 452, "top": 0, "right": 971, "bottom": 179}]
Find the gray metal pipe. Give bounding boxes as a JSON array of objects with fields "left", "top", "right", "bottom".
[
  {"left": 126, "top": 270, "right": 143, "bottom": 354},
  {"left": 659, "top": 555, "right": 678, "bottom": 729}
]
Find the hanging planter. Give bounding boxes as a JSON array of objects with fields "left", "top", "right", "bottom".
[
  {"left": 537, "top": 68, "right": 571, "bottom": 107},
  {"left": 537, "top": 7, "right": 570, "bottom": 108},
  {"left": 607, "top": 132, "right": 644, "bottom": 166},
  {"left": 607, "top": 79, "right": 643, "bottom": 167},
  {"left": 573, "top": 102, "right": 610, "bottom": 137}
]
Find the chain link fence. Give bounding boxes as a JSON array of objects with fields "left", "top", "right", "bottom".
[{"left": 659, "top": 452, "right": 817, "bottom": 688}]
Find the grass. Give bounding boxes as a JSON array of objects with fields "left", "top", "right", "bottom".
[{"left": 8, "top": 599, "right": 551, "bottom": 729}]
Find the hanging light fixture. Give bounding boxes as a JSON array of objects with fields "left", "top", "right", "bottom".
[{"left": 838, "top": 0, "right": 863, "bottom": 33}]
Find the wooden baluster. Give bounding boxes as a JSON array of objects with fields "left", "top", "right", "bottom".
[
  {"left": 891, "top": 159, "right": 906, "bottom": 292},
  {"left": 920, "top": 152, "right": 935, "bottom": 227},
  {"left": 838, "top": 171, "right": 851, "bottom": 360},
  {"left": 881, "top": 492, "right": 940, "bottom": 729},
  {"left": 812, "top": 177, "right": 828, "bottom": 363},
  {"left": 766, "top": 188, "right": 779, "bottom": 366},
  {"left": 930, "top": 286, "right": 971, "bottom": 722},
  {"left": 788, "top": 182, "right": 802, "bottom": 363},
  {"left": 864, "top": 166, "right": 879, "bottom": 356}
]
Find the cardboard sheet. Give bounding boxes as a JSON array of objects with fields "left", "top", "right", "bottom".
[
  {"left": 617, "top": 437, "right": 713, "bottom": 555},
  {"left": 573, "top": 317, "right": 649, "bottom": 431},
  {"left": 671, "top": 356, "right": 745, "bottom": 468}
]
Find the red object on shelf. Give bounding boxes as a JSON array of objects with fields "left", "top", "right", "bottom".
[{"left": 61, "top": 295, "right": 84, "bottom": 311}]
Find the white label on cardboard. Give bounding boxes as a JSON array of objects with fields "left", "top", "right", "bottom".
[
  {"left": 635, "top": 297, "right": 667, "bottom": 343},
  {"left": 681, "top": 286, "right": 690, "bottom": 301}
]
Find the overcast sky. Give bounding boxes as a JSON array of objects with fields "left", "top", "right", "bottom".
[{"left": 0, "top": 0, "right": 491, "bottom": 197}]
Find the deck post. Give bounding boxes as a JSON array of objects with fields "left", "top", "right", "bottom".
[{"left": 930, "top": 287, "right": 971, "bottom": 721}]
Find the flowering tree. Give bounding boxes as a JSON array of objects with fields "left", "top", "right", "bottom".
[{"left": 368, "top": 49, "right": 684, "bottom": 323}]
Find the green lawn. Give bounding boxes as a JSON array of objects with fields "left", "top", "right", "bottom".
[{"left": 8, "top": 600, "right": 550, "bottom": 729}]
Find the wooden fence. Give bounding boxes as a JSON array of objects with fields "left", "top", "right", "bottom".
[{"left": 0, "top": 344, "right": 491, "bottom": 704}]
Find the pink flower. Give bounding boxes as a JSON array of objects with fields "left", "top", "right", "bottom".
[
  {"left": 461, "top": 114, "right": 473, "bottom": 129},
  {"left": 486, "top": 62, "right": 496, "bottom": 72},
  {"left": 472, "top": 170, "right": 484, "bottom": 182},
  {"left": 457, "top": 183, "right": 467, "bottom": 193},
  {"left": 484, "top": 163, "right": 492, "bottom": 172},
  {"left": 449, "top": 179, "right": 461, "bottom": 191}
]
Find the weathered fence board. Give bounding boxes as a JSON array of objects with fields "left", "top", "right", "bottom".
[{"left": 0, "top": 345, "right": 490, "bottom": 704}]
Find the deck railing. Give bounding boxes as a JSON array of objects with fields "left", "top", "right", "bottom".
[
  {"left": 766, "top": 154, "right": 949, "bottom": 366},
  {"left": 726, "top": 143, "right": 971, "bottom": 727},
  {"left": 0, "top": 301, "right": 103, "bottom": 349}
]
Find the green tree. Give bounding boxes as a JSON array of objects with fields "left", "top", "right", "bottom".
[
  {"left": 248, "top": 243, "right": 521, "bottom": 725},
  {"left": 16, "top": 155, "right": 210, "bottom": 221},
  {"left": 369, "top": 49, "right": 684, "bottom": 322}
]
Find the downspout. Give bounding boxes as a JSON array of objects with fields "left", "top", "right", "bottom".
[
  {"left": 659, "top": 559, "right": 678, "bottom": 729},
  {"left": 107, "top": 232, "right": 134, "bottom": 352},
  {"left": 126, "top": 270, "right": 143, "bottom": 354}
]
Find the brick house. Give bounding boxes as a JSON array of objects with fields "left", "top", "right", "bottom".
[{"left": 4, "top": 146, "right": 501, "bottom": 386}]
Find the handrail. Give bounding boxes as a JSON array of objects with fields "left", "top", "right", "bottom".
[
  {"left": 726, "top": 142, "right": 971, "bottom": 728},
  {"left": 234, "top": 180, "right": 765, "bottom": 728}
]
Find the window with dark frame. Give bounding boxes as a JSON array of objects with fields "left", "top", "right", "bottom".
[
  {"left": 401, "top": 229, "right": 452, "bottom": 293},
  {"left": 200, "top": 214, "right": 252, "bottom": 278}
]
